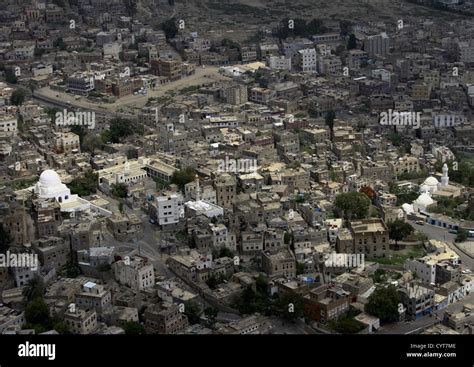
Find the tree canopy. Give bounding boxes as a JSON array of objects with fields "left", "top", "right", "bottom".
[
  {"left": 334, "top": 192, "right": 370, "bottom": 220},
  {"left": 388, "top": 219, "right": 414, "bottom": 244},
  {"left": 365, "top": 285, "right": 400, "bottom": 323}
]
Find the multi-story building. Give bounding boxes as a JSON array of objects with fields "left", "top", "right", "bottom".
[
  {"left": 336, "top": 219, "right": 389, "bottom": 258},
  {"left": 214, "top": 173, "right": 236, "bottom": 209},
  {"left": 457, "top": 40, "right": 474, "bottom": 64},
  {"left": 241, "top": 46, "right": 257, "bottom": 62},
  {"left": 75, "top": 281, "right": 112, "bottom": 318},
  {"left": 261, "top": 248, "right": 296, "bottom": 279},
  {"left": 151, "top": 58, "right": 181, "bottom": 80},
  {"left": 0, "top": 114, "right": 17, "bottom": 138},
  {"left": 364, "top": 32, "right": 390, "bottom": 58},
  {"left": 143, "top": 302, "right": 188, "bottom": 334},
  {"left": 268, "top": 55, "right": 292, "bottom": 71},
  {"left": 64, "top": 309, "right": 98, "bottom": 334},
  {"left": 113, "top": 256, "right": 155, "bottom": 290},
  {"left": 298, "top": 48, "right": 317, "bottom": 73},
  {"left": 67, "top": 72, "right": 95, "bottom": 95},
  {"left": 399, "top": 283, "right": 435, "bottom": 320},
  {"left": 225, "top": 84, "right": 248, "bottom": 105},
  {"left": 154, "top": 193, "right": 184, "bottom": 227},
  {"left": 54, "top": 132, "right": 80, "bottom": 154}
]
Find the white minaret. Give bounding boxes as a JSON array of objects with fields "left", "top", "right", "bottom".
[
  {"left": 195, "top": 174, "right": 200, "bottom": 201},
  {"left": 441, "top": 163, "right": 449, "bottom": 187}
]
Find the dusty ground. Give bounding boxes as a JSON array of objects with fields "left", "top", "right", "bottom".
[
  {"left": 36, "top": 65, "right": 230, "bottom": 113},
  {"left": 139, "top": 0, "right": 470, "bottom": 43}
]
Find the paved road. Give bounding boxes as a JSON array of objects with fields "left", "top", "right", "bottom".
[
  {"left": 378, "top": 293, "right": 474, "bottom": 334},
  {"left": 409, "top": 220, "right": 474, "bottom": 269}
]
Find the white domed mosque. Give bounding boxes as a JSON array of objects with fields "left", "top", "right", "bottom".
[
  {"left": 402, "top": 163, "right": 460, "bottom": 215},
  {"left": 31, "top": 169, "right": 111, "bottom": 216},
  {"left": 34, "top": 170, "right": 72, "bottom": 202},
  {"left": 419, "top": 163, "right": 450, "bottom": 195}
]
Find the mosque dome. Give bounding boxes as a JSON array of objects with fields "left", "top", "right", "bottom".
[
  {"left": 35, "top": 169, "right": 71, "bottom": 201},
  {"left": 422, "top": 176, "right": 439, "bottom": 187},
  {"left": 39, "top": 169, "right": 62, "bottom": 187},
  {"left": 414, "top": 193, "right": 435, "bottom": 207}
]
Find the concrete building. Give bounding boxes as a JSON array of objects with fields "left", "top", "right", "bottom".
[
  {"left": 399, "top": 283, "right": 435, "bottom": 320},
  {"left": 143, "top": 302, "right": 188, "bottom": 334},
  {"left": 64, "top": 309, "right": 97, "bottom": 334},
  {"left": 364, "top": 32, "right": 390, "bottom": 58},
  {"left": 298, "top": 48, "right": 317, "bottom": 73},
  {"left": 261, "top": 248, "right": 296, "bottom": 279},
  {"left": 113, "top": 256, "right": 155, "bottom": 290},
  {"left": 75, "top": 281, "right": 112, "bottom": 317}
]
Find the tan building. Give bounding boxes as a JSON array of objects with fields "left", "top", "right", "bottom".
[
  {"left": 214, "top": 173, "right": 236, "bottom": 209},
  {"left": 113, "top": 256, "right": 154, "bottom": 291},
  {"left": 151, "top": 58, "right": 181, "bottom": 80},
  {"left": 261, "top": 248, "right": 296, "bottom": 279},
  {"left": 143, "top": 303, "right": 188, "bottom": 334},
  {"left": 106, "top": 213, "right": 142, "bottom": 241},
  {"left": 55, "top": 132, "right": 80, "bottom": 154},
  {"left": 64, "top": 309, "right": 97, "bottom": 334},
  {"left": 350, "top": 219, "right": 389, "bottom": 258},
  {"left": 390, "top": 155, "right": 420, "bottom": 177}
]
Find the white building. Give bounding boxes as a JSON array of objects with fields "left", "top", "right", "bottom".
[
  {"left": 156, "top": 193, "right": 184, "bottom": 226},
  {"left": 298, "top": 48, "right": 317, "bottom": 73},
  {"left": 457, "top": 41, "right": 474, "bottom": 64},
  {"left": 209, "top": 223, "right": 237, "bottom": 251},
  {"left": 0, "top": 114, "right": 17, "bottom": 138},
  {"left": 364, "top": 32, "right": 390, "bottom": 58},
  {"left": 67, "top": 72, "right": 95, "bottom": 95},
  {"left": 75, "top": 281, "right": 112, "bottom": 316},
  {"left": 267, "top": 55, "right": 292, "bottom": 71},
  {"left": 113, "top": 256, "right": 155, "bottom": 290},
  {"left": 405, "top": 245, "right": 460, "bottom": 285},
  {"left": 325, "top": 218, "right": 343, "bottom": 245}
]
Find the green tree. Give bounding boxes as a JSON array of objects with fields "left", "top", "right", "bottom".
[
  {"left": 347, "top": 33, "right": 357, "bottom": 49},
  {"left": 184, "top": 300, "right": 201, "bottom": 325},
  {"left": 10, "top": 90, "right": 25, "bottom": 106},
  {"left": 69, "top": 170, "right": 99, "bottom": 196},
  {"left": 111, "top": 183, "right": 128, "bottom": 198},
  {"left": 373, "top": 269, "right": 386, "bottom": 283},
  {"left": 25, "top": 298, "right": 50, "bottom": 325},
  {"left": 101, "top": 118, "right": 135, "bottom": 144},
  {"left": 123, "top": 321, "right": 145, "bottom": 335},
  {"left": 388, "top": 219, "right": 414, "bottom": 245},
  {"left": 204, "top": 307, "right": 218, "bottom": 328},
  {"left": 23, "top": 276, "right": 45, "bottom": 303},
  {"left": 171, "top": 167, "right": 196, "bottom": 191},
  {"left": 325, "top": 110, "right": 335, "bottom": 141},
  {"left": 162, "top": 18, "right": 178, "bottom": 39},
  {"left": 0, "top": 223, "right": 12, "bottom": 253},
  {"left": 296, "top": 262, "right": 305, "bottom": 275},
  {"left": 334, "top": 192, "right": 370, "bottom": 220},
  {"left": 5, "top": 68, "right": 18, "bottom": 83},
  {"left": 365, "top": 285, "right": 400, "bottom": 323},
  {"left": 81, "top": 134, "right": 102, "bottom": 155},
  {"left": 456, "top": 228, "right": 469, "bottom": 243}
]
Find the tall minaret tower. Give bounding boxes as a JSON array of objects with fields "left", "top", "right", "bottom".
[
  {"left": 195, "top": 174, "right": 201, "bottom": 201},
  {"left": 441, "top": 163, "right": 449, "bottom": 187}
]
